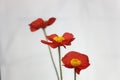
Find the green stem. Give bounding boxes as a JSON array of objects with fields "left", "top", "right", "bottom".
[
  {"left": 42, "top": 28, "right": 60, "bottom": 80},
  {"left": 74, "top": 68, "right": 76, "bottom": 80},
  {"left": 58, "top": 47, "right": 63, "bottom": 80}
]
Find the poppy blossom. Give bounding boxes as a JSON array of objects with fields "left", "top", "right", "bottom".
[
  {"left": 29, "top": 17, "right": 56, "bottom": 32},
  {"left": 62, "top": 51, "right": 90, "bottom": 74},
  {"left": 41, "top": 32, "right": 75, "bottom": 48}
]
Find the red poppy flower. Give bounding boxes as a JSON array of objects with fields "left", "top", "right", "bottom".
[
  {"left": 62, "top": 51, "right": 90, "bottom": 74},
  {"left": 41, "top": 32, "right": 75, "bottom": 48},
  {"left": 29, "top": 17, "right": 56, "bottom": 32}
]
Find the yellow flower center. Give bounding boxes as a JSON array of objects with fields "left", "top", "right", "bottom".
[
  {"left": 53, "top": 36, "right": 65, "bottom": 43},
  {"left": 70, "top": 58, "right": 81, "bottom": 67}
]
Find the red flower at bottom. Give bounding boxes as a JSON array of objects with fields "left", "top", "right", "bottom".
[{"left": 62, "top": 51, "right": 90, "bottom": 74}]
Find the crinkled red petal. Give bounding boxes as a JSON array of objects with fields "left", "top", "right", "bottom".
[
  {"left": 63, "top": 32, "right": 74, "bottom": 40},
  {"left": 63, "top": 64, "right": 73, "bottom": 68},
  {"left": 41, "top": 40, "right": 59, "bottom": 48},
  {"left": 30, "top": 27, "right": 38, "bottom": 32},
  {"left": 62, "top": 32, "right": 75, "bottom": 45},
  {"left": 46, "top": 34, "right": 58, "bottom": 41},
  {"left": 62, "top": 53, "right": 74, "bottom": 68},
  {"left": 47, "top": 17, "right": 56, "bottom": 26},
  {"left": 29, "top": 18, "right": 44, "bottom": 32},
  {"left": 78, "top": 62, "right": 90, "bottom": 69},
  {"left": 75, "top": 68, "right": 81, "bottom": 74}
]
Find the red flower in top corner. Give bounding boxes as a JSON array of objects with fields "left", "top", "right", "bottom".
[
  {"left": 41, "top": 32, "right": 75, "bottom": 48},
  {"left": 29, "top": 17, "right": 56, "bottom": 32},
  {"left": 62, "top": 51, "right": 90, "bottom": 74}
]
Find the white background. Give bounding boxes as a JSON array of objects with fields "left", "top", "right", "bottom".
[{"left": 0, "top": 0, "right": 120, "bottom": 80}]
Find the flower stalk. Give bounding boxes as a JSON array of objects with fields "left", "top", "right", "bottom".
[
  {"left": 74, "top": 68, "right": 76, "bottom": 80},
  {"left": 42, "top": 28, "right": 60, "bottom": 80},
  {"left": 58, "top": 46, "right": 63, "bottom": 80}
]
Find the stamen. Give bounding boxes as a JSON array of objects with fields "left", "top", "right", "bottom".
[
  {"left": 70, "top": 58, "right": 81, "bottom": 67},
  {"left": 53, "top": 36, "right": 65, "bottom": 43}
]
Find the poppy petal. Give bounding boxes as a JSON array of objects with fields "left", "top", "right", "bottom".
[
  {"left": 41, "top": 40, "right": 58, "bottom": 48},
  {"left": 62, "top": 32, "right": 75, "bottom": 45},
  {"left": 47, "top": 17, "right": 56, "bottom": 26},
  {"left": 46, "top": 34, "right": 58, "bottom": 41},
  {"left": 30, "top": 27, "right": 39, "bottom": 32},
  {"left": 75, "top": 68, "right": 81, "bottom": 74},
  {"left": 78, "top": 63, "right": 90, "bottom": 69},
  {"left": 63, "top": 64, "right": 73, "bottom": 68},
  {"left": 63, "top": 32, "right": 74, "bottom": 40},
  {"left": 62, "top": 53, "right": 74, "bottom": 67},
  {"left": 29, "top": 18, "right": 44, "bottom": 32}
]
